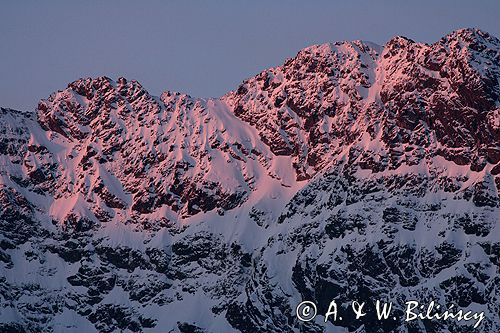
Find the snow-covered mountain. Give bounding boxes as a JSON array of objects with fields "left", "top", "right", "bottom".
[{"left": 0, "top": 28, "right": 498, "bottom": 333}]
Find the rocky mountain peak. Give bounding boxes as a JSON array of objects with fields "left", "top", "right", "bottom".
[
  {"left": 37, "top": 75, "right": 158, "bottom": 140},
  {"left": 442, "top": 27, "right": 500, "bottom": 48},
  {"left": 384, "top": 35, "right": 417, "bottom": 50}
]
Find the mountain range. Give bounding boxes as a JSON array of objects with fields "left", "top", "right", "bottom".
[{"left": 0, "top": 28, "right": 499, "bottom": 333}]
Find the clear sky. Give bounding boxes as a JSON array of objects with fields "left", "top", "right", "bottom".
[{"left": 1, "top": 0, "right": 499, "bottom": 111}]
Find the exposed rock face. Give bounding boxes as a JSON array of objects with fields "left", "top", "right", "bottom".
[
  {"left": 225, "top": 29, "right": 499, "bottom": 179},
  {"left": 0, "top": 28, "right": 499, "bottom": 332},
  {"left": 36, "top": 77, "right": 260, "bottom": 220}
]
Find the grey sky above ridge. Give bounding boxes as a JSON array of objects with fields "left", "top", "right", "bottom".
[{"left": 1, "top": 0, "right": 499, "bottom": 111}]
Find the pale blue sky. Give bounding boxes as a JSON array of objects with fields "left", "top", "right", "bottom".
[{"left": 1, "top": 0, "right": 499, "bottom": 111}]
